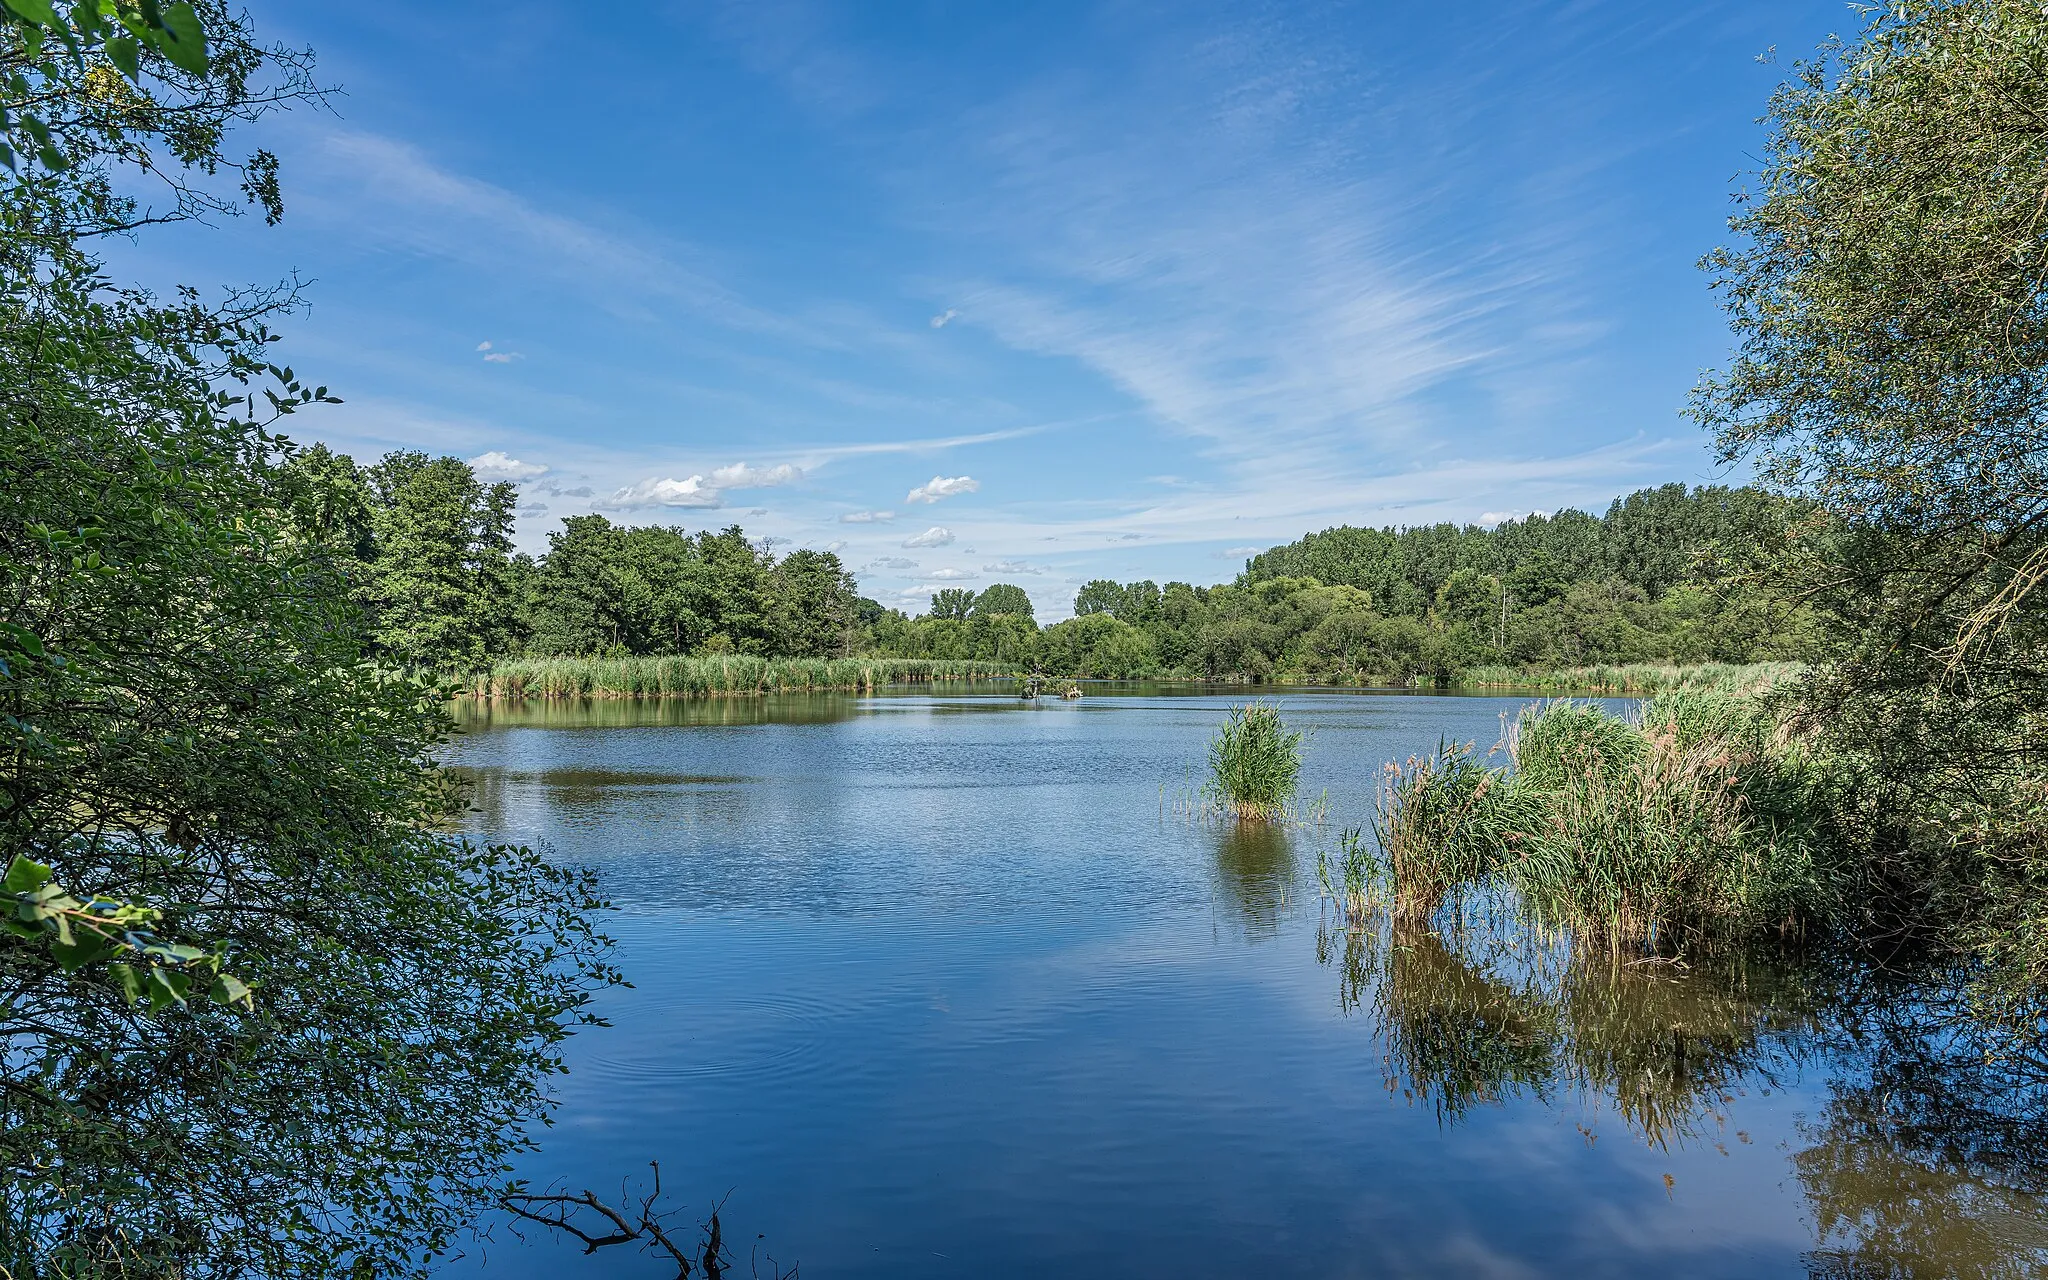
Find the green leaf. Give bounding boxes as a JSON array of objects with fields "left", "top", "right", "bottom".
[
  {"left": 154, "top": 1, "right": 205, "bottom": 74},
  {"left": 1, "top": 0, "right": 63, "bottom": 28},
  {"left": 108, "top": 963, "right": 145, "bottom": 1005},
  {"left": 51, "top": 937, "right": 114, "bottom": 972},
  {"left": 208, "top": 973, "right": 252, "bottom": 1008},
  {"left": 105, "top": 33, "right": 137, "bottom": 80},
  {"left": 3, "top": 855, "right": 52, "bottom": 895}
]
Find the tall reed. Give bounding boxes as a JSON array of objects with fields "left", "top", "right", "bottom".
[
  {"left": 469, "top": 655, "right": 1018, "bottom": 699},
  {"left": 1369, "top": 693, "right": 1849, "bottom": 949},
  {"left": 1204, "top": 702, "right": 1303, "bottom": 822},
  {"left": 1456, "top": 661, "right": 1803, "bottom": 697}
]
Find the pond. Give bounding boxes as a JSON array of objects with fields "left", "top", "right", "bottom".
[{"left": 442, "top": 685, "right": 2048, "bottom": 1279}]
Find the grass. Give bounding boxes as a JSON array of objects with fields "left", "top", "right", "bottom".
[
  {"left": 1455, "top": 661, "right": 1805, "bottom": 696},
  {"left": 1368, "top": 691, "right": 1852, "bottom": 951},
  {"left": 1203, "top": 702, "right": 1304, "bottom": 822},
  {"left": 470, "top": 655, "right": 1019, "bottom": 699}
]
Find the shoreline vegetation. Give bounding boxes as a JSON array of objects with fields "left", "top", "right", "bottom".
[
  {"left": 462, "top": 655, "right": 1801, "bottom": 700},
  {"left": 469, "top": 655, "right": 1019, "bottom": 699}
]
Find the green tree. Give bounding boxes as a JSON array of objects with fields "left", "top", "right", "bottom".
[
  {"left": 929, "top": 587, "right": 975, "bottom": 620},
  {"left": 771, "top": 548, "right": 859, "bottom": 656},
  {"left": 972, "top": 582, "right": 1034, "bottom": 620},
  {"left": 1, "top": 205, "right": 614, "bottom": 1280}
]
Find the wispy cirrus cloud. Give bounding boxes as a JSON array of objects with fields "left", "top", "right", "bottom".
[
  {"left": 983, "top": 559, "right": 1043, "bottom": 575},
  {"left": 838, "top": 509, "right": 894, "bottom": 523}
]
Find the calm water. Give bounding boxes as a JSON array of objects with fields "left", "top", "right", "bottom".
[{"left": 442, "top": 686, "right": 2048, "bottom": 1279}]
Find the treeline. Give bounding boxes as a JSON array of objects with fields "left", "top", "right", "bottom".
[
  {"left": 291, "top": 449, "right": 1815, "bottom": 683},
  {"left": 276, "top": 445, "right": 878, "bottom": 667},
  {"left": 1004, "top": 483, "right": 1817, "bottom": 681}
]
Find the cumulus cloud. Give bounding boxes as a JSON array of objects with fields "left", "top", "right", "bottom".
[
  {"left": 929, "top": 308, "right": 959, "bottom": 328},
  {"left": 867, "top": 556, "right": 919, "bottom": 570},
  {"left": 710, "top": 461, "right": 802, "bottom": 489},
  {"left": 1217, "top": 545, "right": 1263, "bottom": 558},
  {"left": 905, "top": 475, "right": 979, "bottom": 504},
  {"left": 610, "top": 475, "right": 722, "bottom": 508},
  {"left": 902, "top": 526, "right": 955, "bottom": 548},
  {"left": 839, "top": 510, "right": 895, "bottom": 524},
  {"left": 1477, "top": 511, "right": 1532, "bottom": 527},
  {"left": 983, "top": 560, "right": 1044, "bottom": 575},
  {"left": 470, "top": 450, "right": 548, "bottom": 481},
  {"left": 928, "top": 567, "right": 977, "bottom": 581},
  {"left": 533, "top": 480, "right": 592, "bottom": 498}
]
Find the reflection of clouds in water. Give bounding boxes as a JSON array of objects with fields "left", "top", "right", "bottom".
[{"left": 1211, "top": 821, "right": 1295, "bottom": 941}]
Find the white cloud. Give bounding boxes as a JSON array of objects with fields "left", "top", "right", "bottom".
[
  {"left": 610, "top": 475, "right": 723, "bottom": 508},
  {"left": 1217, "top": 545, "right": 1263, "bottom": 558},
  {"left": 482, "top": 351, "right": 523, "bottom": 364},
  {"left": 518, "top": 503, "right": 549, "bottom": 516},
  {"left": 839, "top": 510, "right": 895, "bottom": 523},
  {"left": 929, "top": 308, "right": 959, "bottom": 328},
  {"left": 867, "top": 556, "right": 919, "bottom": 570},
  {"left": 928, "top": 567, "right": 977, "bottom": 581},
  {"left": 823, "top": 540, "right": 847, "bottom": 553},
  {"left": 534, "top": 480, "right": 592, "bottom": 498},
  {"left": 983, "top": 560, "right": 1044, "bottom": 575},
  {"left": 1477, "top": 511, "right": 1532, "bottom": 527},
  {"left": 902, "top": 526, "right": 956, "bottom": 548},
  {"left": 475, "top": 340, "right": 493, "bottom": 351},
  {"left": 471, "top": 450, "right": 549, "bottom": 481},
  {"left": 710, "top": 461, "right": 803, "bottom": 489},
  {"left": 906, "top": 474, "right": 980, "bottom": 504}
]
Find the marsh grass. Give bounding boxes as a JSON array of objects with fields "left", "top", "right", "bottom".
[
  {"left": 1371, "top": 694, "right": 1850, "bottom": 951},
  {"left": 1202, "top": 702, "right": 1305, "bottom": 823},
  {"left": 1457, "top": 661, "right": 1803, "bottom": 697},
  {"left": 471, "top": 656, "right": 1017, "bottom": 699},
  {"left": 1316, "top": 827, "right": 1382, "bottom": 926}
]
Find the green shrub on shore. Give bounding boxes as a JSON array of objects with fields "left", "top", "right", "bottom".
[
  {"left": 1205, "top": 702, "right": 1304, "bottom": 822},
  {"left": 470, "top": 655, "right": 1017, "bottom": 699}
]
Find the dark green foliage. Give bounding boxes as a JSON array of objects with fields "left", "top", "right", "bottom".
[
  {"left": 0, "top": 220, "right": 617, "bottom": 1277},
  {"left": 928, "top": 587, "right": 975, "bottom": 620}
]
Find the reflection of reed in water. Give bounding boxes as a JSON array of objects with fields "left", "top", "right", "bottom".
[
  {"left": 1211, "top": 823, "right": 1295, "bottom": 940},
  {"left": 1318, "top": 910, "right": 1817, "bottom": 1144}
]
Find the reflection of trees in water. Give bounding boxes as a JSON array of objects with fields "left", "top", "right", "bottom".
[
  {"left": 1318, "top": 914, "right": 2048, "bottom": 1275},
  {"left": 1317, "top": 915, "right": 1813, "bottom": 1140},
  {"left": 1796, "top": 987, "right": 2048, "bottom": 1279},
  {"left": 1212, "top": 823, "right": 1295, "bottom": 940}
]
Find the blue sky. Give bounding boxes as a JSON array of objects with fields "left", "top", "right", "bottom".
[{"left": 115, "top": 0, "right": 1854, "bottom": 618}]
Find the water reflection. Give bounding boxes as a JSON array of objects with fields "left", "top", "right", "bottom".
[
  {"left": 450, "top": 694, "right": 867, "bottom": 729},
  {"left": 1210, "top": 823, "right": 1296, "bottom": 940},
  {"left": 1319, "top": 912, "right": 2048, "bottom": 1275}
]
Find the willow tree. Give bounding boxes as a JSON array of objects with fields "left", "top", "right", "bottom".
[
  {"left": 1693, "top": 0, "right": 2048, "bottom": 1021},
  {"left": 2, "top": 5, "right": 619, "bottom": 1276}
]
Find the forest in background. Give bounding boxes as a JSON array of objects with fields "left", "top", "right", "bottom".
[{"left": 283, "top": 442, "right": 1813, "bottom": 684}]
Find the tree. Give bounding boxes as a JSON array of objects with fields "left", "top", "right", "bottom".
[
  {"left": 972, "top": 582, "right": 1034, "bottom": 620},
  {"left": 929, "top": 587, "right": 975, "bottom": 620},
  {"left": 771, "top": 549, "right": 859, "bottom": 656},
  {"left": 2, "top": 11, "right": 618, "bottom": 1272},
  {"left": 1, "top": 220, "right": 616, "bottom": 1280},
  {"left": 367, "top": 452, "right": 500, "bottom": 668},
  {"left": 1692, "top": 0, "right": 2048, "bottom": 1028},
  {"left": 529, "top": 514, "right": 631, "bottom": 655}
]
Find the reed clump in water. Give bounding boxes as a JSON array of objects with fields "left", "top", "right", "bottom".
[
  {"left": 1372, "top": 693, "right": 1850, "bottom": 950},
  {"left": 470, "top": 655, "right": 1017, "bottom": 699},
  {"left": 1203, "top": 702, "right": 1304, "bottom": 823}
]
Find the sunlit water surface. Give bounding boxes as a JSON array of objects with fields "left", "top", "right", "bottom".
[{"left": 441, "top": 686, "right": 2048, "bottom": 1279}]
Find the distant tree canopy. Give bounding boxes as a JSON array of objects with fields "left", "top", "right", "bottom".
[{"left": 264, "top": 467, "right": 1817, "bottom": 683}]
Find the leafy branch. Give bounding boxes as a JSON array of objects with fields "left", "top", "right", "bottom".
[{"left": 3, "top": 853, "right": 252, "bottom": 1010}]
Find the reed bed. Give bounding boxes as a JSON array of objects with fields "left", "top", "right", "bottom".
[
  {"left": 470, "top": 655, "right": 1019, "bottom": 699},
  {"left": 1369, "top": 692, "right": 1851, "bottom": 951},
  {"left": 1455, "top": 661, "right": 1804, "bottom": 697}
]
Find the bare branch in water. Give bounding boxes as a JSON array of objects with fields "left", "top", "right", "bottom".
[{"left": 497, "top": 1163, "right": 797, "bottom": 1279}]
